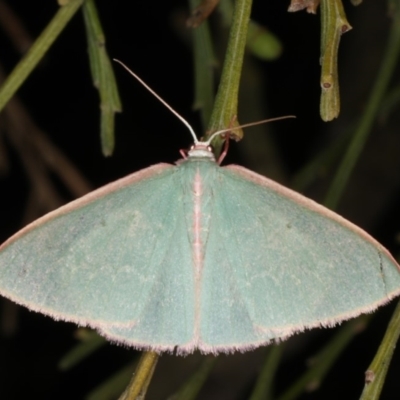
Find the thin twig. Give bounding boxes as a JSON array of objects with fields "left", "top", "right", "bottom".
[
  {"left": 118, "top": 352, "right": 159, "bottom": 400},
  {"left": 324, "top": 3, "right": 400, "bottom": 209},
  {"left": 0, "top": 0, "right": 85, "bottom": 112},
  {"left": 206, "top": 0, "right": 253, "bottom": 153}
]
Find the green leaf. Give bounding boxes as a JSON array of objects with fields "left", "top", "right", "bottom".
[{"left": 82, "top": 0, "right": 122, "bottom": 156}]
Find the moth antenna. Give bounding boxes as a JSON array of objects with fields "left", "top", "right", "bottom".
[
  {"left": 114, "top": 59, "right": 199, "bottom": 144},
  {"left": 204, "top": 115, "right": 296, "bottom": 145}
]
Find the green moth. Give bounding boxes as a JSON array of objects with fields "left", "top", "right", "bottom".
[
  {"left": 0, "top": 64, "right": 399, "bottom": 354},
  {"left": 0, "top": 137, "right": 399, "bottom": 353}
]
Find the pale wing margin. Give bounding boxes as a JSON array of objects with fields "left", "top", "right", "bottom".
[
  {"left": 0, "top": 163, "right": 195, "bottom": 351},
  {"left": 200, "top": 165, "right": 400, "bottom": 352}
]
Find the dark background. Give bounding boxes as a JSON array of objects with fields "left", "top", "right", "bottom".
[{"left": 0, "top": 0, "right": 400, "bottom": 399}]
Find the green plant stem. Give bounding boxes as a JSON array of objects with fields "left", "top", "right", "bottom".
[
  {"left": 324, "top": 4, "right": 400, "bottom": 209},
  {"left": 0, "top": 0, "right": 85, "bottom": 113},
  {"left": 168, "top": 357, "right": 218, "bottom": 400},
  {"left": 118, "top": 352, "right": 159, "bottom": 400},
  {"left": 82, "top": 0, "right": 122, "bottom": 156},
  {"left": 319, "top": 0, "right": 351, "bottom": 121},
  {"left": 379, "top": 84, "right": 400, "bottom": 121},
  {"left": 86, "top": 360, "right": 137, "bottom": 400},
  {"left": 58, "top": 330, "right": 106, "bottom": 370},
  {"left": 206, "top": 0, "right": 253, "bottom": 154},
  {"left": 277, "top": 317, "right": 369, "bottom": 400},
  {"left": 290, "top": 127, "right": 352, "bottom": 192},
  {"left": 359, "top": 300, "right": 400, "bottom": 400},
  {"left": 189, "top": 0, "right": 216, "bottom": 130},
  {"left": 249, "top": 345, "right": 283, "bottom": 400}
]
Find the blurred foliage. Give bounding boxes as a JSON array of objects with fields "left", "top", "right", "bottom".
[{"left": 0, "top": 0, "right": 400, "bottom": 399}]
